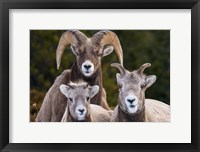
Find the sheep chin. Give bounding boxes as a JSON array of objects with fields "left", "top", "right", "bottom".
[
  {"left": 82, "top": 71, "right": 94, "bottom": 77},
  {"left": 127, "top": 105, "right": 138, "bottom": 114},
  {"left": 76, "top": 116, "right": 86, "bottom": 121}
]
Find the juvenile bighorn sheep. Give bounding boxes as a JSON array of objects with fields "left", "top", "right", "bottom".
[
  {"left": 60, "top": 82, "right": 111, "bottom": 122},
  {"left": 36, "top": 30, "right": 123, "bottom": 122},
  {"left": 110, "top": 63, "right": 170, "bottom": 122}
]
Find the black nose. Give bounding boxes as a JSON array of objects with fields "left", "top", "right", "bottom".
[
  {"left": 84, "top": 65, "right": 91, "bottom": 70},
  {"left": 78, "top": 109, "right": 85, "bottom": 113},
  {"left": 127, "top": 99, "right": 135, "bottom": 104}
]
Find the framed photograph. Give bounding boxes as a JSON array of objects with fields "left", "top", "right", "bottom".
[{"left": 0, "top": 0, "right": 200, "bottom": 152}]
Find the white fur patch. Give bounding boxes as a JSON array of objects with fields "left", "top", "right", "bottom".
[
  {"left": 81, "top": 60, "right": 94, "bottom": 76},
  {"left": 75, "top": 105, "right": 87, "bottom": 121},
  {"left": 125, "top": 94, "right": 138, "bottom": 113},
  {"left": 68, "top": 81, "right": 87, "bottom": 87}
]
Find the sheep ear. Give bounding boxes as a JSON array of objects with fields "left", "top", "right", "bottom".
[
  {"left": 116, "top": 73, "right": 121, "bottom": 81},
  {"left": 116, "top": 73, "right": 123, "bottom": 86},
  {"left": 60, "top": 84, "right": 70, "bottom": 97},
  {"left": 144, "top": 75, "right": 156, "bottom": 89},
  {"left": 88, "top": 85, "right": 99, "bottom": 98},
  {"left": 102, "top": 46, "right": 114, "bottom": 57}
]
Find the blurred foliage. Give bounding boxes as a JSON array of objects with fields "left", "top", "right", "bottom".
[{"left": 30, "top": 30, "right": 170, "bottom": 118}]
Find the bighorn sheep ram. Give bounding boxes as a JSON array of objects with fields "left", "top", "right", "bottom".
[
  {"left": 36, "top": 30, "right": 123, "bottom": 122},
  {"left": 110, "top": 63, "right": 170, "bottom": 122},
  {"left": 60, "top": 82, "right": 111, "bottom": 122}
]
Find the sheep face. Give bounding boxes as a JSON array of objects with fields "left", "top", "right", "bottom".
[
  {"left": 71, "top": 43, "right": 114, "bottom": 77},
  {"left": 112, "top": 63, "right": 156, "bottom": 114},
  {"left": 59, "top": 82, "right": 99, "bottom": 121},
  {"left": 56, "top": 30, "right": 124, "bottom": 76}
]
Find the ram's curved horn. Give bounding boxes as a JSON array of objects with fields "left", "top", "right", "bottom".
[
  {"left": 111, "top": 63, "right": 126, "bottom": 75},
  {"left": 91, "top": 31, "right": 123, "bottom": 66},
  {"left": 56, "top": 30, "right": 87, "bottom": 69},
  {"left": 137, "top": 63, "right": 151, "bottom": 75}
]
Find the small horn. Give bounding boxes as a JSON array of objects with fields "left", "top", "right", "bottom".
[
  {"left": 137, "top": 63, "right": 151, "bottom": 75},
  {"left": 111, "top": 63, "right": 126, "bottom": 75},
  {"left": 56, "top": 30, "right": 87, "bottom": 69},
  {"left": 92, "top": 31, "right": 123, "bottom": 66}
]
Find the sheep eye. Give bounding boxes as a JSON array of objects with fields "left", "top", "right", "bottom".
[
  {"left": 86, "top": 97, "right": 90, "bottom": 101},
  {"left": 141, "top": 83, "right": 146, "bottom": 89},
  {"left": 68, "top": 98, "right": 73, "bottom": 102},
  {"left": 118, "top": 84, "right": 122, "bottom": 89}
]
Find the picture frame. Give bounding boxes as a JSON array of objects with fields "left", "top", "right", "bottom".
[{"left": 0, "top": 0, "right": 200, "bottom": 151}]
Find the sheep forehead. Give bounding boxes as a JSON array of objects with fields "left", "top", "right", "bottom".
[
  {"left": 74, "top": 93, "right": 86, "bottom": 102},
  {"left": 122, "top": 72, "right": 142, "bottom": 85},
  {"left": 68, "top": 88, "right": 88, "bottom": 101},
  {"left": 72, "top": 87, "right": 87, "bottom": 93},
  {"left": 78, "top": 41, "right": 101, "bottom": 54},
  {"left": 68, "top": 82, "right": 89, "bottom": 96}
]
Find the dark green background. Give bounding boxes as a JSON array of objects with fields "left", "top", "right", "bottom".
[{"left": 30, "top": 30, "right": 170, "bottom": 121}]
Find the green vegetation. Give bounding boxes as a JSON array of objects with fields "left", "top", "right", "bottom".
[{"left": 30, "top": 30, "right": 170, "bottom": 120}]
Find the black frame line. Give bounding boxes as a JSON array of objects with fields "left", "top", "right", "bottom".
[{"left": 0, "top": 0, "right": 200, "bottom": 152}]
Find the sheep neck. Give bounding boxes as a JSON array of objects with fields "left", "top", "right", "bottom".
[
  {"left": 118, "top": 102, "right": 146, "bottom": 122},
  {"left": 70, "top": 61, "right": 103, "bottom": 105}
]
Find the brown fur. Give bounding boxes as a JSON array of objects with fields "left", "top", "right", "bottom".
[
  {"left": 36, "top": 70, "right": 69, "bottom": 122},
  {"left": 145, "top": 99, "right": 170, "bottom": 122}
]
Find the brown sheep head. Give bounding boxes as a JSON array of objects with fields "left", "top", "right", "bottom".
[
  {"left": 111, "top": 63, "right": 156, "bottom": 114},
  {"left": 60, "top": 82, "right": 99, "bottom": 121},
  {"left": 56, "top": 30, "right": 123, "bottom": 77}
]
